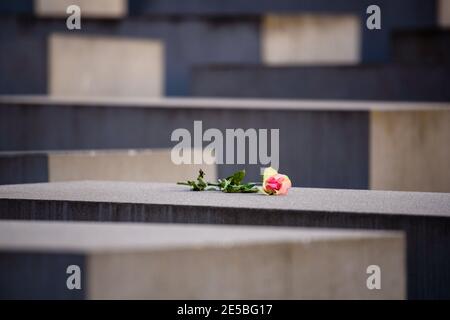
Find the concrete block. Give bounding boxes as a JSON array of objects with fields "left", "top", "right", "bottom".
[
  {"left": 0, "top": 152, "right": 48, "bottom": 185},
  {"left": 35, "top": 0, "right": 127, "bottom": 18},
  {"left": 48, "top": 149, "right": 215, "bottom": 183},
  {"left": 0, "top": 181, "right": 449, "bottom": 298},
  {"left": 0, "top": 16, "right": 259, "bottom": 96},
  {"left": 191, "top": 65, "right": 450, "bottom": 101},
  {"left": 0, "top": 0, "right": 33, "bottom": 14},
  {"left": 370, "top": 110, "right": 450, "bottom": 192},
  {"left": 127, "top": 0, "right": 435, "bottom": 66},
  {"left": 0, "top": 149, "right": 216, "bottom": 185},
  {"left": 439, "top": 0, "right": 450, "bottom": 28},
  {"left": 0, "top": 1, "right": 438, "bottom": 96},
  {"left": 262, "top": 15, "right": 361, "bottom": 65},
  {"left": 0, "top": 220, "right": 405, "bottom": 299},
  {"left": 129, "top": 0, "right": 361, "bottom": 15},
  {"left": 49, "top": 34, "right": 164, "bottom": 97},
  {"left": 392, "top": 29, "right": 450, "bottom": 65},
  {"left": 1, "top": 96, "right": 449, "bottom": 191}
]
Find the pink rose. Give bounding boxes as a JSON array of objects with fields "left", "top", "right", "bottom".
[{"left": 262, "top": 167, "right": 292, "bottom": 195}]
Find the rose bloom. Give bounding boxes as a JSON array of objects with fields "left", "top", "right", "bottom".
[{"left": 262, "top": 167, "right": 292, "bottom": 195}]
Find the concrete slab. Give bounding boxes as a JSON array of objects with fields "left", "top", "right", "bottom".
[
  {"left": 0, "top": 220, "right": 405, "bottom": 299},
  {"left": 439, "top": 0, "right": 450, "bottom": 28},
  {"left": 262, "top": 14, "right": 360, "bottom": 65},
  {"left": 0, "top": 181, "right": 448, "bottom": 299},
  {"left": 49, "top": 34, "right": 164, "bottom": 97},
  {"left": 0, "top": 149, "right": 216, "bottom": 185},
  {"left": 192, "top": 65, "right": 450, "bottom": 101},
  {"left": 0, "top": 16, "right": 259, "bottom": 96},
  {"left": 392, "top": 29, "right": 450, "bottom": 65},
  {"left": 370, "top": 111, "right": 450, "bottom": 192},
  {"left": 0, "top": 181, "right": 449, "bottom": 217},
  {"left": 35, "top": 0, "right": 127, "bottom": 18},
  {"left": 126, "top": 0, "right": 436, "bottom": 63},
  {"left": 0, "top": 1, "right": 438, "bottom": 95},
  {"left": 1, "top": 96, "right": 449, "bottom": 192}
]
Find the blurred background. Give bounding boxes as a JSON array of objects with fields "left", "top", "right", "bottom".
[{"left": 0, "top": 0, "right": 449, "bottom": 192}]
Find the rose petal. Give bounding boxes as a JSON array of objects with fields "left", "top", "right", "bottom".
[
  {"left": 263, "top": 167, "right": 278, "bottom": 182},
  {"left": 275, "top": 175, "right": 292, "bottom": 195}
]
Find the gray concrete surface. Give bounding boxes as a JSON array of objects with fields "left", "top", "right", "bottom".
[
  {"left": 0, "top": 181, "right": 448, "bottom": 299},
  {"left": 0, "top": 220, "right": 405, "bottom": 299},
  {"left": 0, "top": 181, "right": 449, "bottom": 217}
]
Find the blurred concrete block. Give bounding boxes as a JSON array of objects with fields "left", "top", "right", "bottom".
[
  {"left": 35, "top": 0, "right": 127, "bottom": 18},
  {"left": 2, "top": 96, "right": 450, "bottom": 191},
  {"left": 392, "top": 30, "right": 450, "bottom": 65},
  {"left": 0, "top": 1, "right": 437, "bottom": 96},
  {"left": 0, "top": 149, "right": 215, "bottom": 185},
  {"left": 262, "top": 15, "right": 361, "bottom": 65},
  {"left": 48, "top": 149, "right": 215, "bottom": 183},
  {"left": 0, "top": 96, "right": 370, "bottom": 189},
  {"left": 0, "top": 16, "right": 259, "bottom": 96},
  {"left": 370, "top": 110, "right": 450, "bottom": 192},
  {"left": 0, "top": 220, "right": 405, "bottom": 299},
  {"left": 192, "top": 65, "right": 450, "bottom": 101},
  {"left": 49, "top": 34, "right": 164, "bottom": 97},
  {"left": 0, "top": 152, "right": 48, "bottom": 185},
  {"left": 439, "top": 0, "right": 450, "bottom": 28},
  {"left": 0, "top": 1, "right": 33, "bottom": 14}
]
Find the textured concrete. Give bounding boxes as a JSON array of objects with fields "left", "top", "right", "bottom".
[
  {"left": 49, "top": 34, "right": 164, "bottom": 97},
  {"left": 192, "top": 65, "right": 450, "bottom": 101},
  {"left": 0, "top": 149, "right": 216, "bottom": 185},
  {"left": 35, "top": 0, "right": 127, "bottom": 18},
  {"left": 370, "top": 111, "right": 450, "bottom": 193},
  {"left": 1, "top": 181, "right": 449, "bottom": 217},
  {"left": 0, "top": 220, "right": 405, "bottom": 299},
  {"left": 0, "top": 181, "right": 448, "bottom": 299},
  {"left": 262, "top": 15, "right": 360, "bottom": 65}
]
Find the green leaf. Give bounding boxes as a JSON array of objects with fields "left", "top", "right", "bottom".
[
  {"left": 178, "top": 169, "right": 258, "bottom": 193},
  {"left": 227, "top": 170, "right": 246, "bottom": 185}
]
